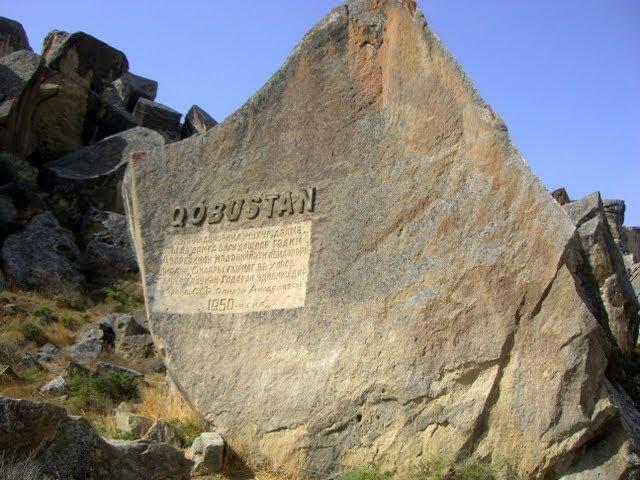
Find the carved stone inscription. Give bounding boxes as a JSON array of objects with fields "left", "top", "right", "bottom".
[{"left": 153, "top": 222, "right": 311, "bottom": 315}]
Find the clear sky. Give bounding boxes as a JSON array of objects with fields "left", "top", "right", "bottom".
[{"left": 5, "top": 1, "right": 639, "bottom": 225}]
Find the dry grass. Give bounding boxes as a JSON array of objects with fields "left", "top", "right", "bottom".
[
  {"left": 138, "top": 383, "right": 195, "bottom": 423},
  {"left": 41, "top": 322, "right": 75, "bottom": 346}
]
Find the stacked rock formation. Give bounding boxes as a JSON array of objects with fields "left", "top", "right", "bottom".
[
  {"left": 124, "top": 1, "right": 640, "bottom": 478},
  {"left": 0, "top": 16, "right": 217, "bottom": 299}
]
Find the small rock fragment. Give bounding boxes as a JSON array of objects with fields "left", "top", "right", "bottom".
[
  {"left": 143, "top": 419, "right": 185, "bottom": 448},
  {"left": 132, "top": 98, "right": 181, "bottom": 142},
  {"left": 191, "top": 432, "right": 225, "bottom": 475},
  {"left": 181, "top": 104, "right": 217, "bottom": 138}
]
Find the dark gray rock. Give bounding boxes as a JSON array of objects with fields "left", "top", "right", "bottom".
[
  {"left": 1, "top": 212, "right": 84, "bottom": 299},
  {"left": 0, "top": 50, "right": 43, "bottom": 156},
  {"left": 0, "top": 397, "right": 193, "bottom": 479},
  {"left": 42, "top": 30, "right": 128, "bottom": 93},
  {"left": 99, "top": 313, "right": 155, "bottom": 360},
  {"left": 84, "top": 209, "right": 138, "bottom": 276},
  {"left": 44, "top": 127, "right": 164, "bottom": 213},
  {"left": 133, "top": 98, "right": 181, "bottom": 142},
  {"left": 0, "top": 17, "right": 31, "bottom": 58},
  {"left": 112, "top": 71, "right": 158, "bottom": 111},
  {"left": 143, "top": 419, "right": 185, "bottom": 449},
  {"left": 101, "top": 313, "right": 149, "bottom": 338},
  {"left": 191, "top": 432, "right": 224, "bottom": 475},
  {"left": 117, "top": 333, "right": 156, "bottom": 360},
  {"left": 181, "top": 104, "right": 217, "bottom": 138},
  {"left": 2, "top": 304, "right": 19, "bottom": 315},
  {"left": 550, "top": 187, "right": 570, "bottom": 206}
]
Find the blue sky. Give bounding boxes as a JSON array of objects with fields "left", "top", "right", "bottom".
[{"left": 5, "top": 1, "right": 639, "bottom": 225}]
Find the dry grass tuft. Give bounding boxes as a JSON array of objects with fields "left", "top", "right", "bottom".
[
  {"left": 138, "top": 383, "right": 195, "bottom": 423},
  {"left": 42, "top": 322, "right": 75, "bottom": 347}
]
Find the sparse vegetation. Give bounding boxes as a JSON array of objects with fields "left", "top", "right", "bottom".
[
  {"left": 103, "top": 282, "right": 143, "bottom": 313},
  {"left": 340, "top": 466, "right": 392, "bottom": 480},
  {"left": 67, "top": 369, "right": 139, "bottom": 413},
  {"left": 31, "top": 305, "right": 53, "bottom": 318},
  {"left": 17, "top": 318, "right": 44, "bottom": 344},
  {"left": 59, "top": 314, "right": 79, "bottom": 331},
  {"left": 138, "top": 383, "right": 204, "bottom": 446}
]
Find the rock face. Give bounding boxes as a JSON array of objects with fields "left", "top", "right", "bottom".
[
  {"left": 133, "top": 98, "right": 181, "bottom": 142},
  {"left": 0, "top": 49, "right": 43, "bottom": 156},
  {"left": 1, "top": 212, "right": 84, "bottom": 299},
  {"left": 0, "top": 17, "right": 31, "bottom": 58},
  {"left": 45, "top": 126, "right": 164, "bottom": 213},
  {"left": 181, "top": 104, "right": 217, "bottom": 138},
  {"left": 0, "top": 397, "right": 193, "bottom": 479},
  {"left": 124, "top": 0, "right": 640, "bottom": 477},
  {"left": 112, "top": 71, "right": 158, "bottom": 111},
  {"left": 562, "top": 192, "right": 640, "bottom": 353}
]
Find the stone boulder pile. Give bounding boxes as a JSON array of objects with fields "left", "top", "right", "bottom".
[{"left": 0, "top": 16, "right": 218, "bottom": 297}]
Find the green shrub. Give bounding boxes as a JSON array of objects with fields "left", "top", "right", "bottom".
[
  {"left": 68, "top": 370, "right": 139, "bottom": 412},
  {"left": 339, "top": 466, "right": 391, "bottom": 480},
  {"left": 410, "top": 457, "right": 513, "bottom": 480},
  {"left": 18, "top": 319, "right": 44, "bottom": 344},
  {"left": 18, "top": 368, "right": 46, "bottom": 383},
  {"left": 59, "top": 315, "right": 78, "bottom": 330},
  {"left": 103, "top": 282, "right": 142, "bottom": 313},
  {"left": 31, "top": 306, "right": 53, "bottom": 318}
]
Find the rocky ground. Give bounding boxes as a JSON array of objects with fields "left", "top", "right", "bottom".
[{"left": 1, "top": 7, "right": 640, "bottom": 480}]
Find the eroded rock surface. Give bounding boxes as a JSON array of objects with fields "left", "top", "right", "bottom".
[
  {"left": 0, "top": 17, "right": 31, "bottom": 58},
  {"left": 124, "top": 0, "right": 640, "bottom": 477}
]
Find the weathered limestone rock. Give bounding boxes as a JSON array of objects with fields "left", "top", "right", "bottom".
[
  {"left": 1, "top": 212, "right": 84, "bottom": 299},
  {"left": 42, "top": 30, "right": 128, "bottom": 93},
  {"left": 0, "top": 17, "right": 31, "bottom": 58},
  {"left": 563, "top": 193, "right": 640, "bottom": 353},
  {"left": 144, "top": 419, "right": 185, "bottom": 448},
  {"left": 112, "top": 71, "right": 158, "bottom": 111},
  {"left": 181, "top": 104, "right": 217, "bottom": 138},
  {"left": 0, "top": 397, "right": 193, "bottom": 479},
  {"left": 551, "top": 187, "right": 570, "bottom": 206},
  {"left": 124, "top": 0, "right": 640, "bottom": 477},
  {"left": 630, "top": 263, "right": 640, "bottom": 303},
  {"left": 36, "top": 343, "right": 59, "bottom": 363},
  {"left": 64, "top": 327, "right": 106, "bottom": 361},
  {"left": 96, "top": 361, "right": 143, "bottom": 378},
  {"left": 31, "top": 67, "right": 138, "bottom": 161},
  {"left": 191, "top": 432, "right": 225, "bottom": 475},
  {"left": 45, "top": 127, "right": 164, "bottom": 213},
  {"left": 0, "top": 49, "right": 43, "bottom": 156},
  {"left": 133, "top": 98, "right": 181, "bottom": 142}
]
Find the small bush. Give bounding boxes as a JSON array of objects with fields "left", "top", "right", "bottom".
[
  {"left": 340, "top": 466, "right": 391, "bottom": 480},
  {"left": 18, "top": 368, "right": 46, "bottom": 384},
  {"left": 31, "top": 305, "right": 53, "bottom": 318},
  {"left": 59, "top": 315, "right": 78, "bottom": 330},
  {"left": 410, "top": 457, "right": 511, "bottom": 480},
  {"left": 17, "top": 319, "right": 44, "bottom": 344},
  {"left": 103, "top": 282, "right": 142, "bottom": 313},
  {"left": 68, "top": 370, "right": 139, "bottom": 413}
]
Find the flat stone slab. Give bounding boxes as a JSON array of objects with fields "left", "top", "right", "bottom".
[{"left": 124, "top": 0, "right": 636, "bottom": 477}]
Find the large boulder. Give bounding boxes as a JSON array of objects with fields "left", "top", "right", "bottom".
[
  {"left": 0, "top": 17, "right": 31, "bottom": 58},
  {"left": 0, "top": 49, "right": 43, "bottom": 156},
  {"left": 1, "top": 212, "right": 84, "bottom": 299},
  {"left": 631, "top": 263, "right": 640, "bottom": 303},
  {"left": 44, "top": 127, "right": 164, "bottom": 214},
  {"left": 0, "top": 397, "right": 193, "bottom": 479},
  {"left": 112, "top": 71, "right": 158, "bottom": 111},
  {"left": 82, "top": 209, "right": 139, "bottom": 282},
  {"left": 42, "top": 30, "right": 128, "bottom": 93},
  {"left": 133, "top": 98, "right": 181, "bottom": 142},
  {"left": 124, "top": 0, "right": 640, "bottom": 477},
  {"left": 563, "top": 192, "right": 640, "bottom": 353},
  {"left": 31, "top": 67, "right": 138, "bottom": 162},
  {"left": 181, "top": 104, "right": 217, "bottom": 139}
]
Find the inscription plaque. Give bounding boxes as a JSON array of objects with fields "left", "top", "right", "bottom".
[{"left": 153, "top": 222, "right": 311, "bottom": 314}]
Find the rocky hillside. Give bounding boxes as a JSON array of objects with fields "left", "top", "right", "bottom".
[{"left": 1, "top": 4, "right": 640, "bottom": 480}]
